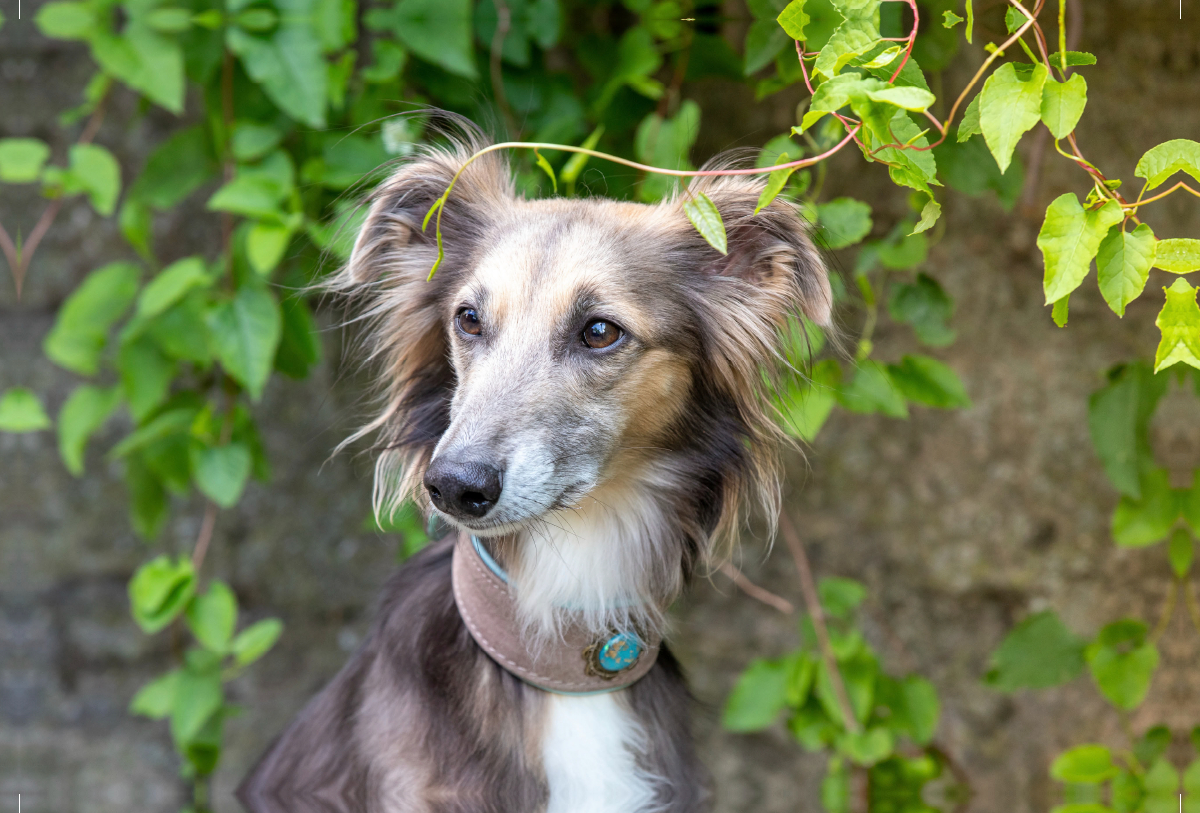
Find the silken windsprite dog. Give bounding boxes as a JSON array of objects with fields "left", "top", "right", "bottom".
[{"left": 239, "top": 127, "right": 832, "bottom": 813}]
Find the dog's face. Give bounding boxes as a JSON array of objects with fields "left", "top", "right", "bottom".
[{"left": 339, "top": 138, "right": 831, "bottom": 553}]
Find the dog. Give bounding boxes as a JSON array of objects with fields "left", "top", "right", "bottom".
[{"left": 238, "top": 122, "right": 832, "bottom": 813}]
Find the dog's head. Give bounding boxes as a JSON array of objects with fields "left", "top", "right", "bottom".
[{"left": 334, "top": 128, "right": 830, "bottom": 627}]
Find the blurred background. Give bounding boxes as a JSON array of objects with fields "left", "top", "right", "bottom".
[{"left": 3, "top": 0, "right": 1200, "bottom": 811}]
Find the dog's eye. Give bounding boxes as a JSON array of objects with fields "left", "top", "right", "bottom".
[
  {"left": 582, "top": 320, "right": 622, "bottom": 350},
  {"left": 456, "top": 307, "right": 482, "bottom": 336}
]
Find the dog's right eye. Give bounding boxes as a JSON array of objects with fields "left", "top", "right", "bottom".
[{"left": 456, "top": 307, "right": 482, "bottom": 336}]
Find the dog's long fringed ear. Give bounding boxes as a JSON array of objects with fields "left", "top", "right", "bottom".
[{"left": 328, "top": 135, "right": 513, "bottom": 520}]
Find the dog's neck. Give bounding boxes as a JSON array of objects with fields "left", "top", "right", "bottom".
[{"left": 486, "top": 476, "right": 690, "bottom": 648}]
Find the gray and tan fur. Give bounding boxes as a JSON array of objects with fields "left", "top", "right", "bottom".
[{"left": 239, "top": 120, "right": 832, "bottom": 813}]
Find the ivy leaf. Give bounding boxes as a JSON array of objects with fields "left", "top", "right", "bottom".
[
  {"left": 1085, "top": 619, "right": 1159, "bottom": 711},
  {"left": 1096, "top": 223, "right": 1155, "bottom": 317},
  {"left": 130, "top": 126, "right": 216, "bottom": 210},
  {"left": 246, "top": 222, "right": 294, "bottom": 274},
  {"left": 684, "top": 192, "right": 728, "bottom": 255},
  {"left": 942, "top": 10, "right": 963, "bottom": 27},
  {"left": 1051, "top": 294, "right": 1069, "bottom": 327},
  {"left": 864, "top": 86, "right": 936, "bottom": 112},
  {"left": 118, "top": 338, "right": 175, "bottom": 422},
  {"left": 44, "top": 262, "right": 141, "bottom": 375},
  {"left": 58, "top": 384, "right": 121, "bottom": 475},
  {"left": 979, "top": 62, "right": 1047, "bottom": 173},
  {"left": 138, "top": 257, "right": 210, "bottom": 319},
  {"left": 838, "top": 361, "right": 908, "bottom": 418},
  {"left": 886, "top": 355, "right": 971, "bottom": 409},
  {"left": 745, "top": 18, "right": 790, "bottom": 75},
  {"left": 129, "top": 555, "right": 196, "bottom": 634},
  {"left": 1046, "top": 50, "right": 1098, "bottom": 68},
  {"left": 1134, "top": 138, "right": 1200, "bottom": 192},
  {"left": 1153, "top": 278, "right": 1200, "bottom": 372},
  {"left": 814, "top": 0, "right": 882, "bottom": 79},
  {"left": 231, "top": 618, "right": 284, "bottom": 666},
  {"left": 956, "top": 94, "right": 981, "bottom": 142},
  {"left": 888, "top": 273, "right": 955, "bottom": 346},
  {"left": 90, "top": 24, "right": 186, "bottom": 113},
  {"left": 723, "top": 657, "right": 792, "bottom": 731},
  {"left": 69, "top": 144, "right": 121, "bottom": 216},
  {"left": 1037, "top": 195, "right": 1124, "bottom": 305},
  {"left": 815, "top": 197, "right": 872, "bottom": 249},
  {"left": 779, "top": 359, "right": 841, "bottom": 441},
  {"left": 859, "top": 45, "right": 900, "bottom": 69},
  {"left": 186, "top": 581, "right": 239, "bottom": 653},
  {"left": 984, "top": 611, "right": 1087, "bottom": 691},
  {"left": 1087, "top": 363, "right": 1164, "bottom": 499},
  {"left": 126, "top": 453, "right": 168, "bottom": 539},
  {"left": 777, "top": 0, "right": 810, "bottom": 40},
  {"left": 1040, "top": 73, "right": 1087, "bottom": 139},
  {"left": 1168, "top": 529, "right": 1194, "bottom": 579},
  {"left": 1153, "top": 238, "right": 1200, "bottom": 274},
  {"left": 190, "top": 442, "right": 253, "bottom": 508},
  {"left": 227, "top": 0, "right": 329, "bottom": 128},
  {"left": 1112, "top": 467, "right": 1179, "bottom": 547},
  {"left": 0, "top": 388, "right": 52, "bottom": 433},
  {"left": 391, "top": 0, "right": 476, "bottom": 78},
  {"left": 837, "top": 727, "right": 893, "bottom": 766},
  {"left": 129, "top": 670, "right": 180, "bottom": 719},
  {"left": 532, "top": 149, "right": 557, "bottom": 193},
  {"left": 170, "top": 663, "right": 223, "bottom": 747},
  {"left": 1051, "top": 745, "right": 1119, "bottom": 784},
  {"left": 35, "top": 1, "right": 96, "bottom": 38},
  {"left": 0, "top": 138, "right": 51, "bottom": 183},
  {"left": 205, "top": 283, "right": 283, "bottom": 400}
]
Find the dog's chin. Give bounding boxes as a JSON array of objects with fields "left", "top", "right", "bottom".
[{"left": 433, "top": 509, "right": 544, "bottom": 538}]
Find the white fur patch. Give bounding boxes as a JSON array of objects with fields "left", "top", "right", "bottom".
[{"left": 542, "top": 692, "right": 662, "bottom": 813}]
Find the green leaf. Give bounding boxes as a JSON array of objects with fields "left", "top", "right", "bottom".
[
  {"left": 1097, "top": 223, "right": 1155, "bottom": 317},
  {"left": 118, "top": 338, "right": 175, "bottom": 422},
  {"left": 979, "top": 62, "right": 1047, "bottom": 173},
  {"left": 0, "top": 388, "right": 52, "bottom": 433},
  {"left": 815, "top": 197, "right": 872, "bottom": 249},
  {"left": 246, "top": 222, "right": 293, "bottom": 274},
  {"left": 1051, "top": 745, "right": 1119, "bottom": 784},
  {"left": 814, "top": 1, "right": 882, "bottom": 79},
  {"left": 58, "top": 384, "right": 121, "bottom": 474},
  {"left": 754, "top": 152, "right": 799, "bottom": 214},
  {"left": 1112, "top": 467, "right": 1179, "bottom": 546},
  {"left": 1047, "top": 51, "right": 1098, "bottom": 68},
  {"left": 91, "top": 25, "right": 185, "bottom": 112},
  {"left": 1085, "top": 619, "right": 1159, "bottom": 711},
  {"left": 186, "top": 581, "right": 238, "bottom": 652},
  {"left": 1052, "top": 294, "right": 1070, "bottom": 327},
  {"left": 207, "top": 175, "right": 287, "bottom": 218},
  {"left": 956, "top": 94, "right": 981, "bottom": 142},
  {"left": 984, "top": 610, "right": 1087, "bottom": 691},
  {"left": 744, "top": 18, "right": 789, "bottom": 75},
  {"left": 780, "top": 359, "right": 841, "bottom": 441},
  {"left": 190, "top": 442, "right": 253, "bottom": 508},
  {"left": 886, "top": 355, "right": 971, "bottom": 409},
  {"left": 69, "top": 144, "right": 121, "bottom": 216},
  {"left": 129, "top": 670, "right": 180, "bottom": 719},
  {"left": 126, "top": 453, "right": 168, "bottom": 539},
  {"left": 206, "top": 283, "right": 283, "bottom": 400},
  {"left": 227, "top": 0, "right": 329, "bottom": 128},
  {"left": 1037, "top": 195, "right": 1124, "bottom": 305},
  {"left": 1154, "top": 278, "right": 1200, "bottom": 373},
  {"left": 170, "top": 664, "right": 223, "bottom": 746},
  {"left": 36, "top": 1, "right": 96, "bottom": 37},
  {"left": 0, "top": 138, "right": 51, "bottom": 183},
  {"left": 274, "top": 295, "right": 321, "bottom": 378},
  {"left": 896, "top": 676, "right": 939, "bottom": 745},
  {"left": 138, "top": 257, "right": 210, "bottom": 319},
  {"left": 1040, "top": 73, "right": 1087, "bottom": 139},
  {"left": 860, "top": 44, "right": 900, "bottom": 69},
  {"left": 942, "top": 9, "right": 962, "bottom": 27},
  {"left": 129, "top": 555, "right": 196, "bottom": 634},
  {"left": 864, "top": 86, "right": 936, "bottom": 112},
  {"left": 635, "top": 100, "right": 700, "bottom": 201},
  {"left": 838, "top": 360, "right": 908, "bottom": 418},
  {"left": 44, "top": 262, "right": 140, "bottom": 375},
  {"left": 532, "top": 149, "right": 557, "bottom": 193},
  {"left": 723, "top": 657, "right": 792, "bottom": 731},
  {"left": 391, "top": 0, "right": 476, "bottom": 78},
  {"left": 130, "top": 126, "right": 215, "bottom": 210},
  {"left": 1134, "top": 139, "right": 1200, "bottom": 192},
  {"left": 110, "top": 407, "right": 196, "bottom": 459},
  {"left": 1087, "top": 363, "right": 1164, "bottom": 499},
  {"left": 818, "top": 577, "right": 866, "bottom": 619},
  {"left": 1153, "top": 238, "right": 1200, "bottom": 274},
  {"left": 684, "top": 192, "right": 728, "bottom": 255},
  {"left": 935, "top": 129, "right": 1024, "bottom": 209},
  {"left": 231, "top": 122, "right": 285, "bottom": 162},
  {"left": 231, "top": 618, "right": 284, "bottom": 666},
  {"left": 888, "top": 273, "right": 955, "bottom": 346},
  {"left": 1168, "top": 528, "right": 1194, "bottom": 579},
  {"left": 838, "top": 727, "right": 893, "bottom": 766},
  {"left": 777, "top": 0, "right": 810, "bottom": 39}
]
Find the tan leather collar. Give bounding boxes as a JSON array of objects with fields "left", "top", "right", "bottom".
[{"left": 451, "top": 532, "right": 661, "bottom": 694}]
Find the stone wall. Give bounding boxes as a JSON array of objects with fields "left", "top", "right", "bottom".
[{"left": 3, "top": 2, "right": 1200, "bottom": 811}]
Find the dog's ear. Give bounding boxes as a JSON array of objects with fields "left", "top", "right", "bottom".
[
  {"left": 685, "top": 176, "right": 832, "bottom": 328},
  {"left": 330, "top": 140, "right": 512, "bottom": 519}
]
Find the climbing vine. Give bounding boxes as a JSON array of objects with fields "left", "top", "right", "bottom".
[{"left": 0, "top": 0, "right": 1198, "bottom": 809}]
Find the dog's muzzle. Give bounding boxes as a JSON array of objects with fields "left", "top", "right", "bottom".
[{"left": 425, "top": 458, "right": 502, "bottom": 519}]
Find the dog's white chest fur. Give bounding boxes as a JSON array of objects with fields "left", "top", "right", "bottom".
[{"left": 542, "top": 692, "right": 661, "bottom": 813}]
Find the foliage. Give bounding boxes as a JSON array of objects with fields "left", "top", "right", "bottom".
[{"left": 0, "top": 0, "right": 1196, "bottom": 807}]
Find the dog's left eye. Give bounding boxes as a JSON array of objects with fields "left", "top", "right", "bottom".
[{"left": 582, "top": 320, "right": 622, "bottom": 350}]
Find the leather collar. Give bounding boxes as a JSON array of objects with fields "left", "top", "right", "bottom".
[{"left": 451, "top": 532, "right": 661, "bottom": 694}]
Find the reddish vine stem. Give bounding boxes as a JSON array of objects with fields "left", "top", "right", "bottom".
[
  {"left": 779, "top": 511, "right": 862, "bottom": 735},
  {"left": 0, "top": 91, "right": 110, "bottom": 297},
  {"left": 718, "top": 561, "right": 796, "bottom": 614}
]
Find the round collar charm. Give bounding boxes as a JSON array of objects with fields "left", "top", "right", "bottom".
[{"left": 583, "top": 631, "right": 643, "bottom": 679}]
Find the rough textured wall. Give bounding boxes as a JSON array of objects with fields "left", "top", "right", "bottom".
[{"left": 2, "top": 1, "right": 1199, "bottom": 811}]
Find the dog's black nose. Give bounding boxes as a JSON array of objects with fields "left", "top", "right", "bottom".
[{"left": 424, "top": 458, "right": 502, "bottom": 519}]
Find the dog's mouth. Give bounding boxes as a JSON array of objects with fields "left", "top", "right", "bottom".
[{"left": 428, "top": 480, "right": 590, "bottom": 536}]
